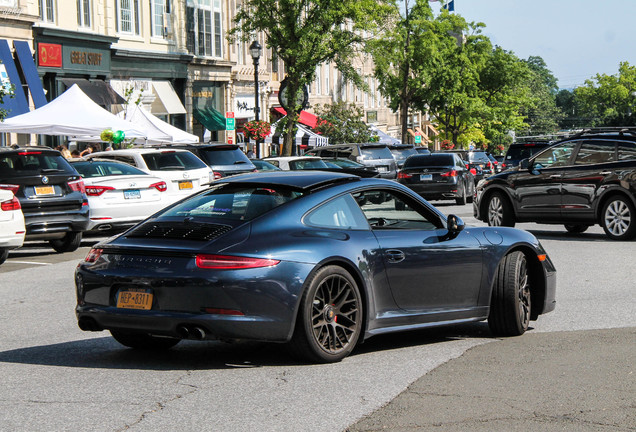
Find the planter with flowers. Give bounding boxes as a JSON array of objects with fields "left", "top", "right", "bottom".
[
  {"left": 242, "top": 120, "right": 272, "bottom": 141},
  {"left": 440, "top": 139, "right": 455, "bottom": 150}
]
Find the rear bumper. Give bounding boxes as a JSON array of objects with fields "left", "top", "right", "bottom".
[
  {"left": 405, "top": 183, "right": 461, "bottom": 200},
  {"left": 24, "top": 208, "right": 90, "bottom": 239}
]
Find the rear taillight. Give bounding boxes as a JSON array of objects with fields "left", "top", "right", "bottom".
[
  {"left": 150, "top": 181, "right": 167, "bottom": 192},
  {"left": 84, "top": 248, "right": 103, "bottom": 263},
  {"left": 441, "top": 170, "right": 458, "bottom": 177},
  {"left": 502, "top": 163, "right": 507, "bottom": 169},
  {"left": 68, "top": 179, "right": 86, "bottom": 194},
  {"left": 397, "top": 171, "right": 412, "bottom": 179},
  {"left": 85, "top": 185, "right": 114, "bottom": 196},
  {"left": 18, "top": 151, "right": 41, "bottom": 155},
  {"left": 213, "top": 171, "right": 223, "bottom": 180},
  {"left": 0, "top": 184, "right": 20, "bottom": 194},
  {"left": 1, "top": 196, "right": 20, "bottom": 211},
  {"left": 195, "top": 254, "right": 280, "bottom": 269}
]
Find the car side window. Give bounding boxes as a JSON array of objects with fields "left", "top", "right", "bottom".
[
  {"left": 618, "top": 142, "right": 636, "bottom": 161},
  {"left": 352, "top": 189, "right": 441, "bottom": 231},
  {"left": 534, "top": 142, "right": 577, "bottom": 168},
  {"left": 574, "top": 141, "right": 616, "bottom": 165},
  {"left": 305, "top": 194, "right": 369, "bottom": 230}
]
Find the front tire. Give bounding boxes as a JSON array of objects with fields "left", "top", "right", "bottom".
[
  {"left": 110, "top": 330, "right": 180, "bottom": 350},
  {"left": 49, "top": 231, "right": 83, "bottom": 253},
  {"left": 601, "top": 196, "right": 636, "bottom": 240},
  {"left": 288, "top": 266, "right": 363, "bottom": 363},
  {"left": 488, "top": 251, "right": 531, "bottom": 336},
  {"left": 564, "top": 224, "right": 589, "bottom": 234},
  {"left": 486, "top": 192, "right": 515, "bottom": 227}
]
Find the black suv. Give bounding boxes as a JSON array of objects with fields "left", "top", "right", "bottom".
[
  {"left": 473, "top": 128, "right": 636, "bottom": 240},
  {"left": 0, "top": 145, "right": 89, "bottom": 251},
  {"left": 153, "top": 144, "right": 256, "bottom": 179},
  {"left": 501, "top": 140, "right": 553, "bottom": 171}
]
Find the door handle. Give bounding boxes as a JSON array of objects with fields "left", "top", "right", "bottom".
[
  {"left": 385, "top": 249, "right": 405, "bottom": 263},
  {"left": 599, "top": 171, "right": 612, "bottom": 175},
  {"left": 549, "top": 174, "right": 562, "bottom": 179}
]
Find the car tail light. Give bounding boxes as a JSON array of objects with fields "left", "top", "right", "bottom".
[
  {"left": 18, "top": 151, "right": 41, "bottom": 155},
  {"left": 501, "top": 163, "right": 507, "bottom": 169},
  {"left": 84, "top": 248, "right": 103, "bottom": 263},
  {"left": 0, "top": 184, "right": 20, "bottom": 194},
  {"left": 441, "top": 170, "right": 458, "bottom": 177},
  {"left": 397, "top": 171, "right": 412, "bottom": 179},
  {"left": 213, "top": 171, "right": 223, "bottom": 180},
  {"left": 470, "top": 168, "right": 477, "bottom": 175},
  {"left": 150, "top": 181, "right": 167, "bottom": 192},
  {"left": 195, "top": 254, "right": 280, "bottom": 269},
  {"left": 1, "top": 196, "right": 20, "bottom": 211},
  {"left": 85, "top": 185, "right": 114, "bottom": 196},
  {"left": 68, "top": 179, "right": 86, "bottom": 194}
]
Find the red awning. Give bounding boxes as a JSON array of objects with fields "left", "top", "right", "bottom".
[{"left": 272, "top": 107, "right": 319, "bottom": 129}]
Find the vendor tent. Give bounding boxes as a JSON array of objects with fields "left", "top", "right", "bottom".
[
  {"left": 0, "top": 84, "right": 147, "bottom": 138},
  {"left": 265, "top": 121, "right": 329, "bottom": 153},
  {"left": 369, "top": 125, "right": 401, "bottom": 145}
]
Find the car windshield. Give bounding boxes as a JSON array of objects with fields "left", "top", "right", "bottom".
[
  {"left": 359, "top": 146, "right": 393, "bottom": 160},
  {"left": 289, "top": 159, "right": 330, "bottom": 169},
  {"left": 73, "top": 160, "right": 148, "bottom": 178},
  {"left": 197, "top": 146, "right": 252, "bottom": 166},
  {"left": 327, "top": 159, "right": 364, "bottom": 168},
  {"left": 142, "top": 151, "right": 207, "bottom": 171},
  {"left": 0, "top": 152, "right": 76, "bottom": 177},
  {"left": 158, "top": 184, "right": 306, "bottom": 221},
  {"left": 404, "top": 154, "right": 454, "bottom": 168}
]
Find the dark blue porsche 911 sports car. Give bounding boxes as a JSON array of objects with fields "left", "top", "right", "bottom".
[{"left": 75, "top": 171, "right": 556, "bottom": 363}]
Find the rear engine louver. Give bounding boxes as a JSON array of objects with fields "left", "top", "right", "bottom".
[{"left": 126, "top": 222, "right": 233, "bottom": 241}]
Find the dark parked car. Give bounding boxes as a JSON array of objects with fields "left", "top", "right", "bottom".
[
  {"left": 474, "top": 128, "right": 636, "bottom": 240},
  {"left": 0, "top": 145, "right": 89, "bottom": 252},
  {"left": 437, "top": 149, "right": 487, "bottom": 183},
  {"left": 305, "top": 143, "right": 398, "bottom": 178},
  {"left": 76, "top": 171, "right": 556, "bottom": 363},
  {"left": 414, "top": 147, "right": 432, "bottom": 155},
  {"left": 321, "top": 158, "right": 379, "bottom": 177},
  {"left": 155, "top": 144, "right": 257, "bottom": 179},
  {"left": 501, "top": 141, "right": 553, "bottom": 171},
  {"left": 252, "top": 159, "right": 281, "bottom": 171},
  {"left": 397, "top": 153, "right": 475, "bottom": 205},
  {"left": 388, "top": 144, "right": 419, "bottom": 168}
]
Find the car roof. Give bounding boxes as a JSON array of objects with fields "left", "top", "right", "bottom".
[
  {"left": 217, "top": 171, "right": 360, "bottom": 191},
  {"left": 265, "top": 156, "right": 321, "bottom": 161},
  {"left": 92, "top": 148, "right": 192, "bottom": 155}
]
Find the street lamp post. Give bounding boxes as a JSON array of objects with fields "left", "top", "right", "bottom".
[{"left": 250, "top": 40, "right": 262, "bottom": 158}]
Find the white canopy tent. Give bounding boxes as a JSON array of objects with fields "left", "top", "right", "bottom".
[
  {"left": 369, "top": 125, "right": 401, "bottom": 145},
  {"left": 120, "top": 104, "right": 198, "bottom": 144},
  {"left": 0, "top": 84, "right": 147, "bottom": 139},
  {"left": 265, "top": 121, "right": 329, "bottom": 151}
]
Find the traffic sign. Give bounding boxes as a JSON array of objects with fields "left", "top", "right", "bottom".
[
  {"left": 226, "top": 117, "right": 235, "bottom": 131},
  {"left": 226, "top": 111, "right": 235, "bottom": 118},
  {"left": 414, "top": 133, "right": 422, "bottom": 144}
]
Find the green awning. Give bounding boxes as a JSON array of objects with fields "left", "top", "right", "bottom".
[{"left": 193, "top": 106, "right": 226, "bottom": 131}]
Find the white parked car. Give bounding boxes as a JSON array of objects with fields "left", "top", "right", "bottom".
[
  {"left": 264, "top": 156, "right": 331, "bottom": 171},
  {"left": 86, "top": 148, "right": 213, "bottom": 204},
  {"left": 71, "top": 159, "right": 171, "bottom": 232},
  {"left": 0, "top": 189, "right": 25, "bottom": 265}
]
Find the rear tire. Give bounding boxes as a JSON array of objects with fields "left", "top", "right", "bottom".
[
  {"left": 110, "top": 330, "right": 180, "bottom": 350},
  {"left": 288, "top": 266, "right": 363, "bottom": 363},
  {"left": 486, "top": 192, "right": 515, "bottom": 227},
  {"left": 455, "top": 184, "right": 467, "bottom": 205},
  {"left": 564, "top": 224, "right": 589, "bottom": 234},
  {"left": 49, "top": 231, "right": 83, "bottom": 253},
  {"left": 601, "top": 196, "right": 636, "bottom": 240},
  {"left": 488, "top": 251, "right": 531, "bottom": 336},
  {"left": 0, "top": 248, "right": 8, "bottom": 265}
]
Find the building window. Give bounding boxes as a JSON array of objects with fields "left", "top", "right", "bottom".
[
  {"left": 325, "top": 65, "right": 330, "bottom": 96},
  {"left": 117, "top": 0, "right": 140, "bottom": 35},
  {"left": 151, "top": 0, "right": 167, "bottom": 38},
  {"left": 40, "top": 0, "right": 55, "bottom": 23},
  {"left": 186, "top": 0, "right": 223, "bottom": 58},
  {"left": 315, "top": 65, "right": 322, "bottom": 95},
  {"left": 77, "top": 0, "right": 90, "bottom": 27}
]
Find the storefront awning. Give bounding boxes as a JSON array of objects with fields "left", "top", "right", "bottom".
[
  {"left": 272, "top": 107, "right": 319, "bottom": 129},
  {"left": 60, "top": 78, "right": 126, "bottom": 107},
  {"left": 0, "top": 39, "right": 30, "bottom": 117},
  {"left": 151, "top": 81, "right": 186, "bottom": 115},
  {"left": 193, "top": 106, "right": 226, "bottom": 131}
]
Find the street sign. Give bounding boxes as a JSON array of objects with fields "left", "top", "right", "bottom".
[
  {"left": 226, "top": 111, "right": 234, "bottom": 118},
  {"left": 226, "top": 118, "right": 235, "bottom": 131},
  {"left": 414, "top": 133, "right": 422, "bottom": 144}
]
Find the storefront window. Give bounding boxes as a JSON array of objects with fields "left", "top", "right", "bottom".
[
  {"left": 77, "top": 0, "right": 90, "bottom": 27},
  {"left": 117, "top": 0, "right": 140, "bottom": 35}
]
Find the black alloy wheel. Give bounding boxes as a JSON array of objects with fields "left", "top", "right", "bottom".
[
  {"left": 289, "top": 266, "right": 362, "bottom": 363},
  {"left": 486, "top": 192, "right": 515, "bottom": 227},
  {"left": 455, "top": 183, "right": 467, "bottom": 205},
  {"left": 110, "top": 330, "right": 181, "bottom": 350},
  {"left": 601, "top": 196, "right": 636, "bottom": 240},
  {"left": 49, "top": 231, "right": 83, "bottom": 253},
  {"left": 564, "top": 224, "right": 589, "bottom": 234},
  {"left": 488, "top": 251, "right": 531, "bottom": 336}
]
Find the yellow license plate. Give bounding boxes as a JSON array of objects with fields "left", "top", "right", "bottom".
[
  {"left": 179, "top": 181, "right": 193, "bottom": 190},
  {"left": 116, "top": 289, "right": 153, "bottom": 310},
  {"left": 35, "top": 186, "right": 55, "bottom": 195}
]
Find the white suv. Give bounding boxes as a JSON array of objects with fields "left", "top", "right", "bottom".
[{"left": 87, "top": 149, "right": 213, "bottom": 204}]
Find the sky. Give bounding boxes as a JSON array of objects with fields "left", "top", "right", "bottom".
[{"left": 429, "top": 0, "right": 636, "bottom": 89}]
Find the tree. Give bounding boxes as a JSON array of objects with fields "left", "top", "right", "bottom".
[
  {"left": 313, "top": 101, "right": 372, "bottom": 144},
  {"left": 517, "top": 55, "right": 562, "bottom": 135},
  {"left": 230, "top": 0, "right": 394, "bottom": 156},
  {"left": 574, "top": 61, "right": 636, "bottom": 127}
]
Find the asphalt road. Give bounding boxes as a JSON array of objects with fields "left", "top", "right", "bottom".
[{"left": 0, "top": 203, "right": 634, "bottom": 431}]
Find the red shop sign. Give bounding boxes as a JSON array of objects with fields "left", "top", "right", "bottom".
[{"left": 38, "top": 43, "right": 62, "bottom": 68}]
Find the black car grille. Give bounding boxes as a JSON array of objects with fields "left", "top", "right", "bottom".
[
  {"left": 22, "top": 202, "right": 83, "bottom": 214},
  {"left": 126, "top": 222, "right": 233, "bottom": 241}
]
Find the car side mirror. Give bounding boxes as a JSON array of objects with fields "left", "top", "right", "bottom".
[
  {"left": 519, "top": 158, "right": 530, "bottom": 170},
  {"left": 447, "top": 214, "right": 465, "bottom": 235}
]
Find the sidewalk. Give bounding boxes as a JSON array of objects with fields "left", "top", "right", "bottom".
[{"left": 347, "top": 327, "right": 636, "bottom": 432}]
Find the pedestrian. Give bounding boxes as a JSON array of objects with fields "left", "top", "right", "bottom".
[
  {"left": 79, "top": 145, "right": 94, "bottom": 157},
  {"left": 71, "top": 149, "right": 80, "bottom": 157},
  {"left": 246, "top": 148, "right": 255, "bottom": 159}
]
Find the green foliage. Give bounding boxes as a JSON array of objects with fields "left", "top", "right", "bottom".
[
  {"left": 313, "top": 101, "right": 372, "bottom": 144},
  {"left": 516, "top": 55, "right": 562, "bottom": 136},
  {"left": 574, "top": 62, "right": 636, "bottom": 127}
]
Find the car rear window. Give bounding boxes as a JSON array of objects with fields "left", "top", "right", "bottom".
[
  {"left": 360, "top": 146, "right": 394, "bottom": 160},
  {"left": 403, "top": 154, "right": 454, "bottom": 168},
  {"left": 0, "top": 151, "right": 76, "bottom": 177},
  {"left": 197, "top": 146, "right": 252, "bottom": 166},
  {"left": 391, "top": 148, "right": 418, "bottom": 159},
  {"left": 142, "top": 151, "right": 207, "bottom": 171},
  {"left": 158, "top": 184, "right": 306, "bottom": 221},
  {"left": 468, "top": 152, "right": 490, "bottom": 163},
  {"left": 73, "top": 160, "right": 148, "bottom": 178}
]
